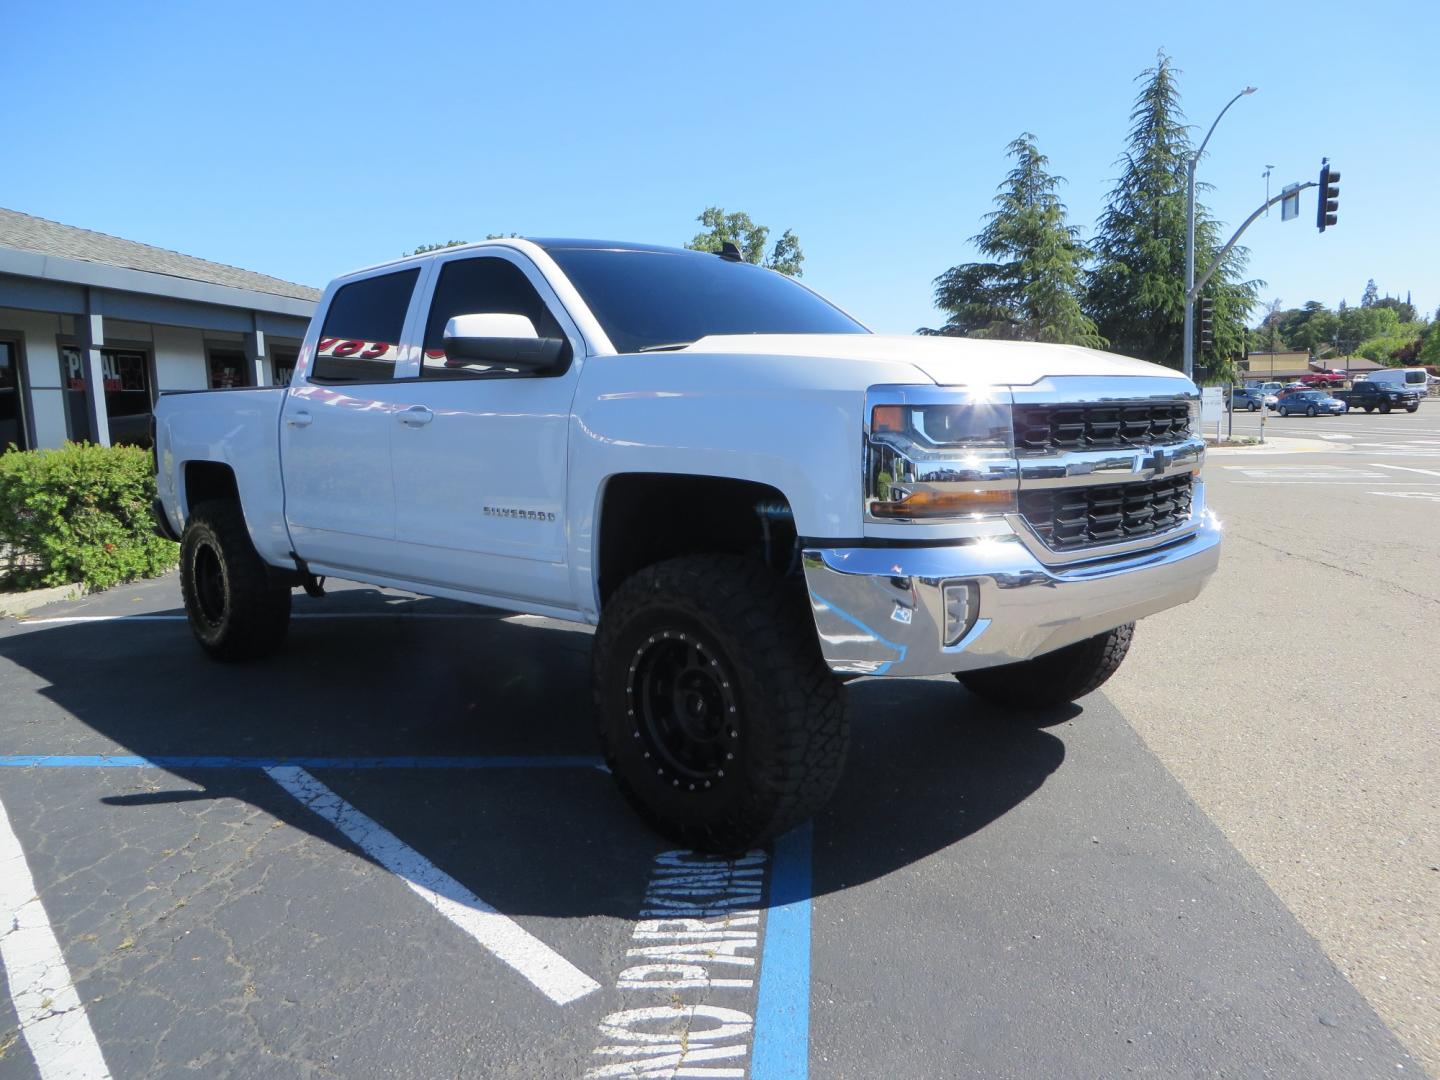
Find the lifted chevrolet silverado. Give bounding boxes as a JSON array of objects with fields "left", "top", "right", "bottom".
[{"left": 153, "top": 238, "right": 1221, "bottom": 851}]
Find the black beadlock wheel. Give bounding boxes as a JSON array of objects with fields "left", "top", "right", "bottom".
[
  {"left": 956, "top": 623, "right": 1134, "bottom": 711},
  {"left": 592, "top": 555, "right": 850, "bottom": 853},
  {"left": 180, "top": 501, "right": 292, "bottom": 662}
]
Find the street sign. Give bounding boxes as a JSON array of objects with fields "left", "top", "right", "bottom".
[{"left": 1281, "top": 183, "right": 1300, "bottom": 221}]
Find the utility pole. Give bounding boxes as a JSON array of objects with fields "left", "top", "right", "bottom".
[{"left": 1184, "top": 86, "right": 1257, "bottom": 381}]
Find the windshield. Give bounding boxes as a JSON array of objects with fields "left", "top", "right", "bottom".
[{"left": 543, "top": 247, "right": 868, "bottom": 354}]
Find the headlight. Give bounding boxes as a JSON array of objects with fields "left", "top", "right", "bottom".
[{"left": 865, "top": 387, "right": 1017, "bottom": 521}]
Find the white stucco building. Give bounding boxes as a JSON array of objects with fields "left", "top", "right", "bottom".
[{"left": 0, "top": 208, "right": 318, "bottom": 450}]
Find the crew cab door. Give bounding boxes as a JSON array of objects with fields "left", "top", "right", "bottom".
[
  {"left": 280, "top": 265, "right": 428, "bottom": 576},
  {"left": 387, "top": 250, "right": 584, "bottom": 607}
]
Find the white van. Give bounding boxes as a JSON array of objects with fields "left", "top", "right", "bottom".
[{"left": 1363, "top": 368, "right": 1430, "bottom": 396}]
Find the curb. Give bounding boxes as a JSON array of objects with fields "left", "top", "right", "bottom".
[
  {"left": 1205, "top": 436, "right": 1344, "bottom": 456},
  {"left": 0, "top": 582, "right": 88, "bottom": 619}
]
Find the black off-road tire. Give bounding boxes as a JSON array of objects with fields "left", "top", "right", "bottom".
[
  {"left": 179, "top": 500, "right": 292, "bottom": 662},
  {"left": 1406, "top": 404, "right": 1419, "bottom": 413},
  {"left": 592, "top": 555, "right": 849, "bottom": 853},
  {"left": 956, "top": 623, "right": 1134, "bottom": 711},
  {"left": 1379, "top": 401, "right": 1392, "bottom": 414}
]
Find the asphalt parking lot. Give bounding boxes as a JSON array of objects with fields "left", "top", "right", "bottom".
[{"left": 1, "top": 408, "right": 1435, "bottom": 1079}]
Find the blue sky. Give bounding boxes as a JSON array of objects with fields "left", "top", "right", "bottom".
[{"left": 6, "top": 1, "right": 1437, "bottom": 335}]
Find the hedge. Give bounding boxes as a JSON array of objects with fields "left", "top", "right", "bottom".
[{"left": 0, "top": 442, "right": 179, "bottom": 591}]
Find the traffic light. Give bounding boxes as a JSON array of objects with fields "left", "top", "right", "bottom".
[
  {"left": 1198, "top": 297, "right": 1215, "bottom": 351},
  {"left": 1317, "top": 161, "right": 1340, "bottom": 232}
]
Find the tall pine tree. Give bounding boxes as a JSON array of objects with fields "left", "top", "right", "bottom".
[
  {"left": 1085, "top": 53, "right": 1258, "bottom": 372},
  {"left": 921, "top": 133, "right": 1103, "bottom": 347}
]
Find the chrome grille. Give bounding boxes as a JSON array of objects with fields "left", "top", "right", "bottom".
[
  {"left": 1013, "top": 399, "right": 1191, "bottom": 455},
  {"left": 1019, "top": 474, "right": 1194, "bottom": 552}
]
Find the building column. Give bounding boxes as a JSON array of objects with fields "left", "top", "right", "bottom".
[
  {"left": 80, "top": 291, "right": 110, "bottom": 447},
  {"left": 245, "top": 316, "right": 268, "bottom": 387}
]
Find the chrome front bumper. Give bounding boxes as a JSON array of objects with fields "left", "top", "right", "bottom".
[{"left": 802, "top": 500, "right": 1222, "bottom": 678}]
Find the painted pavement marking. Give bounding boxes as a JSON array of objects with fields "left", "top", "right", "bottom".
[
  {"left": 585, "top": 828, "right": 814, "bottom": 1079},
  {"left": 751, "top": 824, "right": 813, "bottom": 1080},
  {"left": 0, "top": 792, "right": 113, "bottom": 1080},
  {"left": 265, "top": 765, "right": 600, "bottom": 1005},
  {"left": 1371, "top": 463, "right": 1440, "bottom": 479},
  {"left": 1367, "top": 491, "right": 1440, "bottom": 503},
  {"left": 13, "top": 612, "right": 506, "bottom": 624},
  {"left": 0, "top": 754, "right": 605, "bottom": 770}
]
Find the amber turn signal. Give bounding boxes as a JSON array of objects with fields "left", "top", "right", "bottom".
[{"left": 870, "top": 489, "right": 1018, "bottom": 519}]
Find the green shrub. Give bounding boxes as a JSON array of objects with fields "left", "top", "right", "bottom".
[{"left": 0, "top": 442, "right": 179, "bottom": 591}]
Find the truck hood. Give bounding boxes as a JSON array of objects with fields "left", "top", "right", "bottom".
[{"left": 683, "top": 334, "right": 1184, "bottom": 387}]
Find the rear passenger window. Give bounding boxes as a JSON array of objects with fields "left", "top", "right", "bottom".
[
  {"left": 421, "top": 257, "right": 571, "bottom": 377},
  {"left": 311, "top": 268, "right": 420, "bottom": 383}
]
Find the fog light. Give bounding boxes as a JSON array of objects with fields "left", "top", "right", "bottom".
[{"left": 942, "top": 581, "right": 979, "bottom": 646}]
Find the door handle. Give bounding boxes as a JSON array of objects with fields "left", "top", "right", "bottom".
[
  {"left": 398, "top": 405, "right": 434, "bottom": 428},
  {"left": 287, "top": 410, "right": 313, "bottom": 428}
]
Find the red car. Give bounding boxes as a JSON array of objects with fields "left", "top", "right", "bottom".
[{"left": 1299, "top": 372, "right": 1347, "bottom": 387}]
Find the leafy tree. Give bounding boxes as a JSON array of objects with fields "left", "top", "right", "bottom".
[
  {"left": 1361, "top": 278, "right": 1379, "bottom": 307},
  {"left": 919, "top": 133, "right": 1104, "bottom": 347},
  {"left": 408, "top": 240, "right": 468, "bottom": 255},
  {"left": 1339, "top": 305, "right": 1401, "bottom": 354},
  {"left": 1374, "top": 295, "right": 1417, "bottom": 323},
  {"left": 1254, "top": 298, "right": 1287, "bottom": 353},
  {"left": 687, "top": 208, "right": 804, "bottom": 276},
  {"left": 1085, "top": 53, "right": 1259, "bottom": 370},
  {"left": 1418, "top": 324, "right": 1440, "bottom": 364}
]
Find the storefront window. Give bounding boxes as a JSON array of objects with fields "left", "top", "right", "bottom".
[
  {"left": 272, "top": 348, "right": 298, "bottom": 386},
  {"left": 207, "top": 349, "right": 248, "bottom": 389},
  {"left": 62, "top": 346, "right": 153, "bottom": 446},
  {"left": 0, "top": 341, "right": 26, "bottom": 452}
]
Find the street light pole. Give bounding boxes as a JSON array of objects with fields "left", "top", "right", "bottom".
[{"left": 1183, "top": 85, "right": 1257, "bottom": 382}]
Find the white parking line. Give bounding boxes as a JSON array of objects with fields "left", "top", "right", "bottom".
[
  {"left": 1372, "top": 463, "right": 1440, "bottom": 479},
  {"left": 265, "top": 765, "right": 600, "bottom": 1005},
  {"left": 0, "top": 794, "right": 113, "bottom": 1080}
]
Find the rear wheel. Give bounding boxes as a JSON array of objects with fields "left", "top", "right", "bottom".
[
  {"left": 180, "top": 501, "right": 292, "bottom": 661},
  {"left": 1306, "top": 405, "right": 1318, "bottom": 417},
  {"left": 957, "top": 624, "right": 1134, "bottom": 710},
  {"left": 1280, "top": 406, "right": 1290, "bottom": 417},
  {"left": 592, "top": 555, "right": 850, "bottom": 853}
]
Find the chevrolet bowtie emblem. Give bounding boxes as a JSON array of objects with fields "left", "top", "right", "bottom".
[{"left": 1142, "top": 449, "right": 1172, "bottom": 476}]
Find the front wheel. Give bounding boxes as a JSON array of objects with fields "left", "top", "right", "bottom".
[
  {"left": 592, "top": 555, "right": 850, "bottom": 853},
  {"left": 1379, "top": 402, "right": 1392, "bottom": 414},
  {"left": 1280, "top": 406, "right": 1290, "bottom": 417},
  {"left": 1249, "top": 402, "right": 1258, "bottom": 412},
  {"left": 956, "top": 624, "right": 1134, "bottom": 710},
  {"left": 1406, "top": 404, "right": 1419, "bottom": 413},
  {"left": 1306, "top": 405, "right": 1318, "bottom": 417},
  {"left": 180, "top": 501, "right": 292, "bottom": 661}
]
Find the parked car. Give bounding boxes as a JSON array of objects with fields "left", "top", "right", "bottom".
[
  {"left": 1275, "top": 391, "right": 1346, "bottom": 417},
  {"left": 1362, "top": 368, "right": 1430, "bottom": 396},
  {"left": 1333, "top": 381, "right": 1422, "bottom": 414},
  {"left": 1299, "top": 372, "right": 1346, "bottom": 388},
  {"left": 1230, "top": 386, "right": 1268, "bottom": 411},
  {"left": 150, "top": 237, "right": 1221, "bottom": 851}
]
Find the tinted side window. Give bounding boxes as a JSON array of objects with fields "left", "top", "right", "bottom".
[
  {"left": 312, "top": 268, "right": 420, "bottom": 383},
  {"left": 421, "top": 257, "right": 570, "bottom": 377}
]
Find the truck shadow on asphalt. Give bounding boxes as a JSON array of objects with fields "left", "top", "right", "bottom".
[{"left": 0, "top": 598, "right": 1068, "bottom": 918}]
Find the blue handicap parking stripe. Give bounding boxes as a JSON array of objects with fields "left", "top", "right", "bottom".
[
  {"left": 752, "top": 820, "right": 813, "bottom": 1080},
  {"left": 0, "top": 754, "right": 606, "bottom": 770}
]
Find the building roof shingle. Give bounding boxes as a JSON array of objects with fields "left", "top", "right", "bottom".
[{"left": 0, "top": 208, "right": 321, "bottom": 302}]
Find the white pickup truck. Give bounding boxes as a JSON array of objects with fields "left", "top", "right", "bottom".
[{"left": 153, "top": 238, "right": 1220, "bottom": 851}]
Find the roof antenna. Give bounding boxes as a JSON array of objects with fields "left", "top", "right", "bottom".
[{"left": 717, "top": 240, "right": 744, "bottom": 262}]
